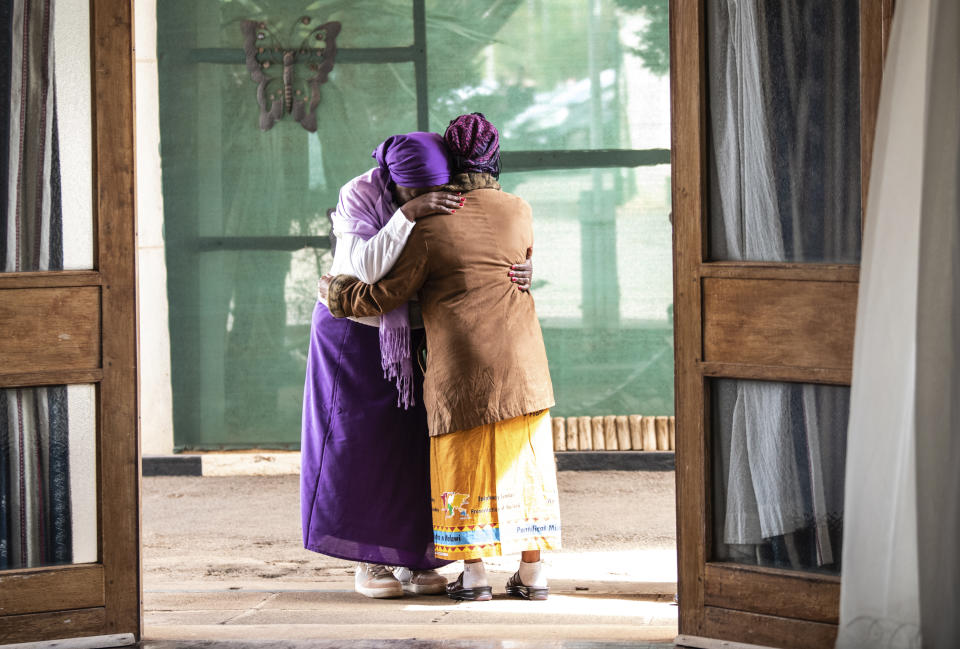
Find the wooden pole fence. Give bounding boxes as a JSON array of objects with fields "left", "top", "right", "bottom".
[{"left": 548, "top": 414, "right": 676, "bottom": 452}]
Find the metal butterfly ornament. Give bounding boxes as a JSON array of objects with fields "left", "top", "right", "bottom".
[{"left": 241, "top": 17, "right": 341, "bottom": 132}]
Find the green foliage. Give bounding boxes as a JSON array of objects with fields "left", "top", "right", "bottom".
[{"left": 615, "top": 0, "right": 669, "bottom": 76}]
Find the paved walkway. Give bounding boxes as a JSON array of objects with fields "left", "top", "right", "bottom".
[{"left": 143, "top": 471, "right": 678, "bottom": 645}]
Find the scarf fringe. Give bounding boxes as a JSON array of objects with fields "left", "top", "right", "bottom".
[
  {"left": 387, "top": 371, "right": 415, "bottom": 410},
  {"left": 380, "top": 323, "right": 415, "bottom": 410}
]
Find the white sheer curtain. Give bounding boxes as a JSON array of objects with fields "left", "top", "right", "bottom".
[
  {"left": 707, "top": 0, "right": 799, "bottom": 556},
  {"left": 837, "top": 0, "right": 960, "bottom": 647},
  {"left": 708, "top": 0, "right": 856, "bottom": 571}
]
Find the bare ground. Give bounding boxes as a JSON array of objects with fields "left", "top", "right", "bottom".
[{"left": 143, "top": 471, "right": 676, "bottom": 589}]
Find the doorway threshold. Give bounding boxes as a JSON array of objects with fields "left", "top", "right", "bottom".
[{"left": 144, "top": 586, "right": 677, "bottom": 645}]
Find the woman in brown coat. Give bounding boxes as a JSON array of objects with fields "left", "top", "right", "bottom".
[{"left": 319, "top": 114, "right": 561, "bottom": 601}]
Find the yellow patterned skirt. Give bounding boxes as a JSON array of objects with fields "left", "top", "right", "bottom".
[{"left": 430, "top": 410, "right": 562, "bottom": 560}]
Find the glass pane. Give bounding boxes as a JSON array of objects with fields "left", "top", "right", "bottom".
[
  {"left": 711, "top": 379, "right": 848, "bottom": 575},
  {"left": 504, "top": 165, "right": 674, "bottom": 418},
  {"left": 159, "top": 0, "right": 674, "bottom": 448},
  {"left": 706, "top": 1, "right": 861, "bottom": 263},
  {"left": 160, "top": 0, "right": 419, "bottom": 446},
  {"left": 426, "top": 0, "right": 671, "bottom": 152},
  {"left": 2, "top": 0, "right": 93, "bottom": 272},
  {"left": 1, "top": 385, "right": 97, "bottom": 570},
  {"left": 167, "top": 250, "right": 324, "bottom": 449}
]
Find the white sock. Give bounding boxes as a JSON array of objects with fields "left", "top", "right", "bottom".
[
  {"left": 518, "top": 560, "right": 546, "bottom": 588},
  {"left": 462, "top": 561, "right": 488, "bottom": 588}
]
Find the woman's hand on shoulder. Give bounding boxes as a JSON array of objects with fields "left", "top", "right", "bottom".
[
  {"left": 400, "top": 191, "right": 464, "bottom": 222},
  {"left": 508, "top": 247, "right": 534, "bottom": 292}
]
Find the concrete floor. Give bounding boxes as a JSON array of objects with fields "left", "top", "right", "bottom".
[
  {"left": 142, "top": 470, "right": 678, "bottom": 647},
  {"left": 140, "top": 635, "right": 677, "bottom": 648},
  {"left": 142, "top": 642, "right": 675, "bottom": 649}
]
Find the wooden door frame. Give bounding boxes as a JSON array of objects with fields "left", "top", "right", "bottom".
[
  {"left": 0, "top": 0, "right": 139, "bottom": 643},
  {"left": 670, "top": 1, "right": 892, "bottom": 647}
]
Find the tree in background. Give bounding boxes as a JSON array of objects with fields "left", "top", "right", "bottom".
[{"left": 615, "top": 0, "right": 669, "bottom": 76}]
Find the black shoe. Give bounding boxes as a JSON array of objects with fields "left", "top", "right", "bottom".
[
  {"left": 505, "top": 570, "right": 549, "bottom": 600},
  {"left": 445, "top": 572, "right": 493, "bottom": 601}
]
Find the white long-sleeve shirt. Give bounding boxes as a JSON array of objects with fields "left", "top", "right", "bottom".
[{"left": 328, "top": 207, "right": 417, "bottom": 327}]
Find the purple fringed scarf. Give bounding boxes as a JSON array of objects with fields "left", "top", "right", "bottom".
[
  {"left": 330, "top": 167, "right": 415, "bottom": 408},
  {"left": 330, "top": 132, "right": 451, "bottom": 409}
]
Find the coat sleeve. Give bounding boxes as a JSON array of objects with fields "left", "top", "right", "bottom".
[{"left": 327, "top": 229, "right": 430, "bottom": 318}]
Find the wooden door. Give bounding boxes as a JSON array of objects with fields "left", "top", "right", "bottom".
[
  {"left": 670, "top": 1, "right": 892, "bottom": 648},
  {"left": 0, "top": 0, "right": 139, "bottom": 644}
]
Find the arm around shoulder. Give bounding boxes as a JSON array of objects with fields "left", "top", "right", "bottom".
[
  {"left": 342, "top": 209, "right": 416, "bottom": 284},
  {"left": 327, "top": 229, "right": 431, "bottom": 318}
]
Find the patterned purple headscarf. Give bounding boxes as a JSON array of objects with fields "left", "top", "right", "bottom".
[
  {"left": 372, "top": 132, "right": 451, "bottom": 188},
  {"left": 443, "top": 113, "right": 501, "bottom": 178}
]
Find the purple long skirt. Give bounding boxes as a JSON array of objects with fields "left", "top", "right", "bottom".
[{"left": 300, "top": 303, "right": 447, "bottom": 570}]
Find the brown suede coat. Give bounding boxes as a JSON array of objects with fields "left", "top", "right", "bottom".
[{"left": 326, "top": 174, "right": 555, "bottom": 437}]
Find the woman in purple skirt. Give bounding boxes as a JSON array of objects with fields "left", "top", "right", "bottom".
[{"left": 301, "top": 131, "right": 531, "bottom": 598}]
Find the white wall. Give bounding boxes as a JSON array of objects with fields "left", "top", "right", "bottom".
[{"left": 135, "top": 0, "right": 175, "bottom": 455}]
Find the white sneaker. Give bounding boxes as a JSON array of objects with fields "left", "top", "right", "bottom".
[
  {"left": 355, "top": 562, "right": 403, "bottom": 598},
  {"left": 392, "top": 566, "right": 448, "bottom": 595}
]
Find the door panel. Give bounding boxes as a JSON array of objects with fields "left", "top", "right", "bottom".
[
  {"left": 710, "top": 380, "right": 850, "bottom": 576},
  {"left": 670, "top": 0, "right": 890, "bottom": 647},
  {"left": 90, "top": 0, "right": 140, "bottom": 640},
  {"left": 0, "top": 274, "right": 104, "bottom": 389},
  {"left": 0, "top": 384, "right": 99, "bottom": 570},
  {"left": 702, "top": 278, "right": 857, "bottom": 370},
  {"left": 701, "top": 607, "right": 838, "bottom": 649},
  {"left": 705, "top": 0, "right": 864, "bottom": 268},
  {"left": 859, "top": 0, "right": 896, "bottom": 211},
  {"left": 0, "top": 564, "right": 105, "bottom": 616},
  {"left": 0, "top": 287, "right": 101, "bottom": 373},
  {"left": 0, "top": 0, "right": 139, "bottom": 644},
  {"left": 0, "top": 609, "right": 107, "bottom": 643},
  {"left": 704, "top": 563, "right": 840, "bottom": 624}
]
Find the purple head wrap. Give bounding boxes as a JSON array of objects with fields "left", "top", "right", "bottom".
[
  {"left": 372, "top": 132, "right": 452, "bottom": 188},
  {"left": 443, "top": 113, "right": 501, "bottom": 178}
]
